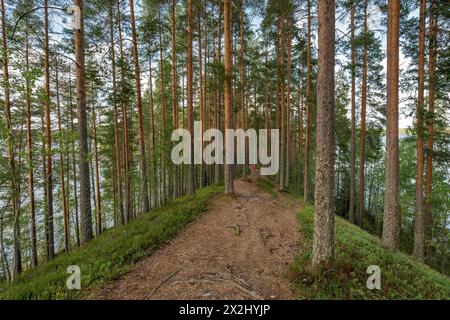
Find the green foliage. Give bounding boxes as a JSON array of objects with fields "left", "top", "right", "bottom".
[
  {"left": 0, "top": 184, "right": 223, "bottom": 300},
  {"left": 288, "top": 205, "right": 450, "bottom": 300}
]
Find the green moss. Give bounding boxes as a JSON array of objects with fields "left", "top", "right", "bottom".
[
  {"left": 288, "top": 205, "right": 450, "bottom": 300},
  {"left": 0, "top": 184, "right": 223, "bottom": 300}
]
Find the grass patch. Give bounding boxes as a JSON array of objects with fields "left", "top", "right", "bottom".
[
  {"left": 288, "top": 205, "right": 450, "bottom": 299},
  {"left": 0, "top": 184, "right": 223, "bottom": 300},
  {"left": 257, "top": 177, "right": 278, "bottom": 198}
]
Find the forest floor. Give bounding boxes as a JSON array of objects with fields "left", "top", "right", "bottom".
[{"left": 89, "top": 173, "right": 301, "bottom": 300}]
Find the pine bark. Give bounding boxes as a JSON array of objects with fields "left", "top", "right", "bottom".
[
  {"left": 304, "top": 0, "right": 312, "bottom": 202},
  {"left": 158, "top": 9, "right": 167, "bottom": 202},
  {"left": 239, "top": 1, "right": 247, "bottom": 178},
  {"left": 279, "top": 17, "right": 286, "bottom": 191},
  {"left": 117, "top": 0, "right": 131, "bottom": 222},
  {"left": 74, "top": 0, "right": 94, "bottom": 243},
  {"left": 349, "top": 0, "right": 356, "bottom": 224},
  {"left": 382, "top": 0, "right": 401, "bottom": 252},
  {"left": 68, "top": 68, "right": 81, "bottom": 246},
  {"left": 425, "top": 0, "right": 437, "bottom": 259},
  {"left": 129, "top": 0, "right": 150, "bottom": 213},
  {"left": 214, "top": 0, "right": 222, "bottom": 184},
  {"left": 224, "top": 0, "right": 234, "bottom": 194},
  {"left": 44, "top": 0, "right": 55, "bottom": 260},
  {"left": 286, "top": 21, "right": 292, "bottom": 187},
  {"left": 55, "top": 60, "right": 70, "bottom": 252},
  {"left": 109, "top": 0, "right": 124, "bottom": 225},
  {"left": 413, "top": 0, "right": 427, "bottom": 260},
  {"left": 171, "top": 0, "right": 179, "bottom": 198},
  {"left": 187, "top": 0, "right": 196, "bottom": 194},
  {"left": 358, "top": 0, "right": 368, "bottom": 228},
  {"left": 92, "top": 107, "right": 102, "bottom": 236},
  {"left": 198, "top": 11, "right": 205, "bottom": 188},
  {"left": 25, "top": 29, "right": 38, "bottom": 266},
  {"left": 1, "top": 0, "right": 22, "bottom": 276},
  {"left": 312, "top": 0, "right": 335, "bottom": 268}
]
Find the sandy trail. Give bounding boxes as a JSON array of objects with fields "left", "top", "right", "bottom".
[{"left": 89, "top": 174, "right": 301, "bottom": 300}]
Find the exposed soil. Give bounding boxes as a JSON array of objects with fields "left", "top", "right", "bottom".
[{"left": 89, "top": 173, "right": 301, "bottom": 300}]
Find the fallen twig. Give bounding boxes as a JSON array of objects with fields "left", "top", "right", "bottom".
[{"left": 147, "top": 266, "right": 183, "bottom": 298}]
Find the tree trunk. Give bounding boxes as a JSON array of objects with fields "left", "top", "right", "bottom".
[
  {"left": 279, "top": 16, "right": 286, "bottom": 191},
  {"left": 224, "top": 0, "right": 234, "bottom": 194},
  {"left": 44, "top": 0, "right": 55, "bottom": 260},
  {"left": 68, "top": 68, "right": 81, "bottom": 246},
  {"left": 413, "top": 0, "right": 426, "bottom": 261},
  {"left": 312, "top": 0, "right": 335, "bottom": 268},
  {"left": 25, "top": 29, "right": 38, "bottom": 267},
  {"left": 109, "top": 0, "right": 124, "bottom": 225},
  {"left": 214, "top": 0, "right": 222, "bottom": 184},
  {"left": 117, "top": 0, "right": 131, "bottom": 222},
  {"left": 304, "top": 0, "right": 312, "bottom": 202},
  {"left": 91, "top": 105, "right": 102, "bottom": 236},
  {"left": 187, "top": 0, "right": 196, "bottom": 195},
  {"left": 149, "top": 57, "right": 159, "bottom": 207},
  {"left": 239, "top": 1, "right": 248, "bottom": 178},
  {"left": 286, "top": 21, "right": 292, "bottom": 187},
  {"left": 424, "top": 0, "right": 437, "bottom": 259},
  {"left": 198, "top": 11, "right": 205, "bottom": 188},
  {"left": 158, "top": 8, "right": 167, "bottom": 202},
  {"left": 74, "top": 0, "right": 94, "bottom": 243},
  {"left": 382, "top": 0, "right": 401, "bottom": 252},
  {"left": 298, "top": 82, "right": 304, "bottom": 192},
  {"left": 349, "top": 0, "right": 356, "bottom": 224},
  {"left": 171, "top": 0, "right": 179, "bottom": 198},
  {"left": 358, "top": 0, "right": 368, "bottom": 228},
  {"left": 1, "top": 0, "right": 22, "bottom": 277},
  {"left": 129, "top": 0, "right": 150, "bottom": 213},
  {"left": 55, "top": 60, "right": 70, "bottom": 252}
]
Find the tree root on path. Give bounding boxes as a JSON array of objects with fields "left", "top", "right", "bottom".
[{"left": 147, "top": 266, "right": 184, "bottom": 298}]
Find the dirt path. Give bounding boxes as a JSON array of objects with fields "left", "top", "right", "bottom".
[{"left": 89, "top": 174, "right": 301, "bottom": 300}]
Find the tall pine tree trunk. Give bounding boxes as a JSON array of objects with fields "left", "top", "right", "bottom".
[
  {"left": 92, "top": 106, "right": 102, "bottom": 236},
  {"left": 68, "top": 68, "right": 81, "bottom": 246},
  {"left": 171, "top": 0, "right": 179, "bottom": 198},
  {"left": 224, "top": 0, "right": 234, "bottom": 194},
  {"left": 44, "top": 0, "right": 55, "bottom": 260},
  {"left": 312, "top": 0, "right": 335, "bottom": 268},
  {"left": 279, "top": 16, "right": 286, "bottom": 191},
  {"left": 55, "top": 60, "right": 70, "bottom": 252},
  {"left": 413, "top": 0, "right": 426, "bottom": 260},
  {"left": 425, "top": 0, "right": 437, "bottom": 259},
  {"left": 158, "top": 8, "right": 167, "bottom": 202},
  {"left": 349, "top": 0, "right": 356, "bottom": 224},
  {"left": 109, "top": 0, "right": 124, "bottom": 225},
  {"left": 187, "top": 0, "right": 196, "bottom": 195},
  {"left": 358, "top": 0, "right": 368, "bottom": 228},
  {"left": 214, "top": 0, "right": 222, "bottom": 184},
  {"left": 129, "top": 0, "right": 150, "bottom": 213},
  {"left": 286, "top": 21, "right": 292, "bottom": 187},
  {"left": 117, "top": 0, "right": 131, "bottom": 222},
  {"left": 1, "top": 0, "right": 21, "bottom": 277},
  {"left": 382, "top": 0, "right": 401, "bottom": 252},
  {"left": 74, "top": 0, "right": 94, "bottom": 243},
  {"left": 198, "top": 11, "right": 205, "bottom": 188},
  {"left": 304, "top": 0, "right": 312, "bottom": 202},
  {"left": 25, "top": 29, "right": 38, "bottom": 267}
]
